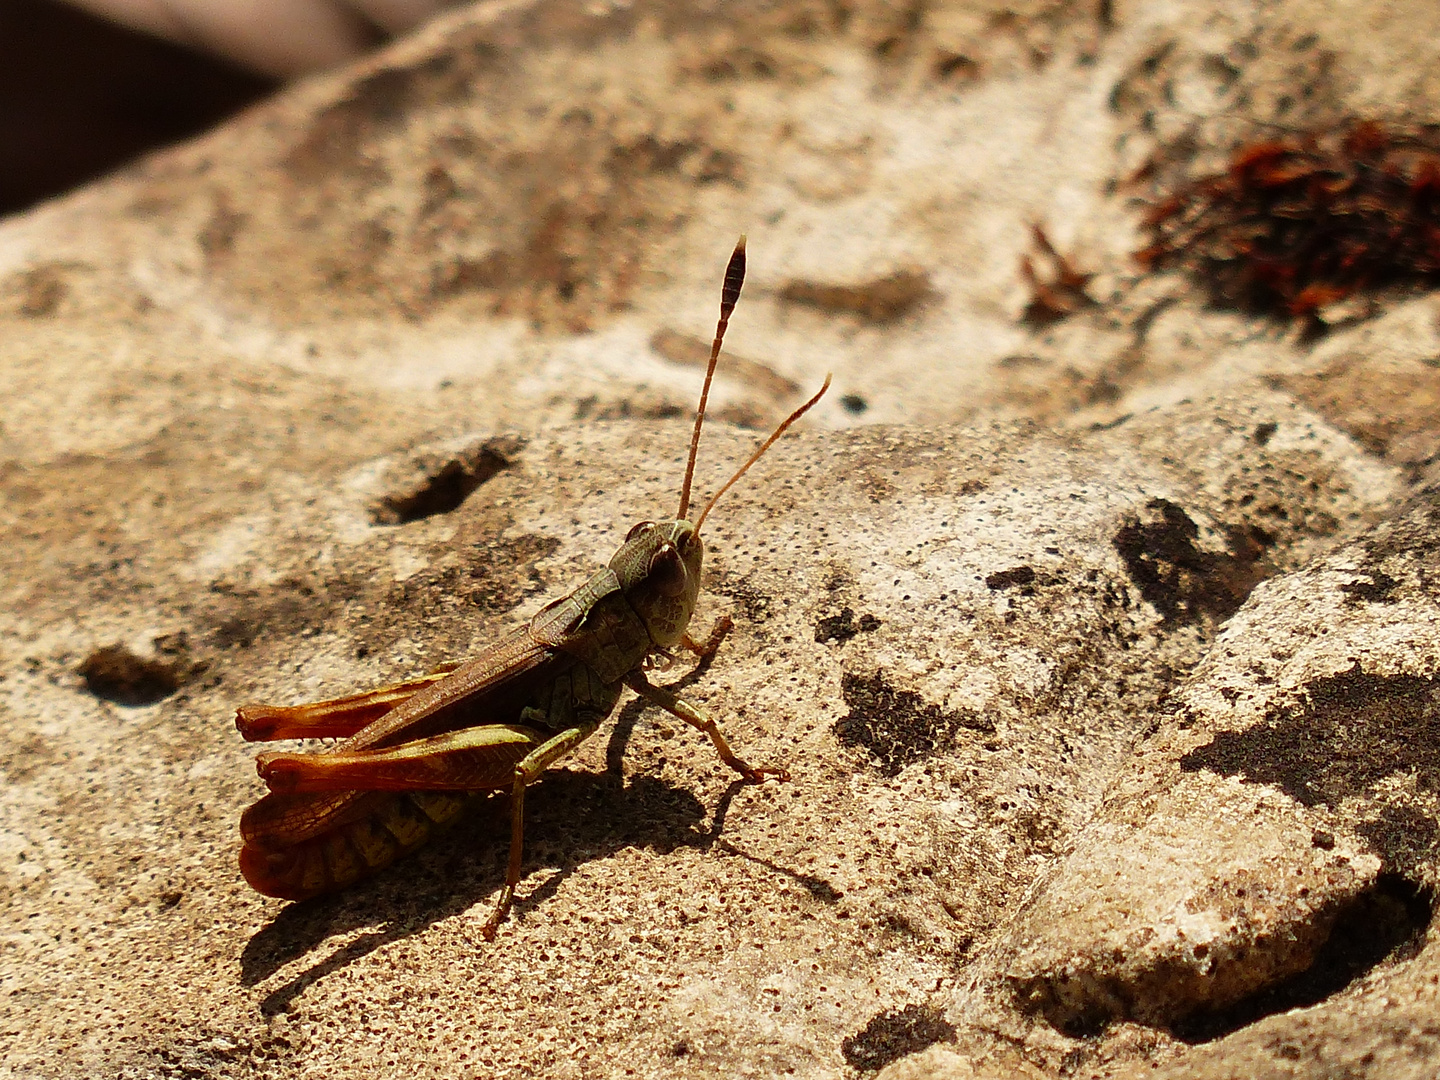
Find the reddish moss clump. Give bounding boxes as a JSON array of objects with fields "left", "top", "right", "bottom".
[
  {"left": 1139, "top": 121, "right": 1440, "bottom": 319},
  {"left": 1021, "top": 224, "right": 1097, "bottom": 326}
]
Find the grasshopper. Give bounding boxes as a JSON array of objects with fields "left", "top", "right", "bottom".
[{"left": 236, "top": 238, "right": 830, "bottom": 937}]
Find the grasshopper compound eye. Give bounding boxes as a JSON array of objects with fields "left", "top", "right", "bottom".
[
  {"left": 647, "top": 543, "right": 688, "bottom": 597},
  {"left": 626, "top": 520, "right": 656, "bottom": 541}
]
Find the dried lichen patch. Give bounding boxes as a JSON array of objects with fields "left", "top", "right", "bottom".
[
  {"left": 1179, "top": 662, "right": 1440, "bottom": 809},
  {"left": 1112, "top": 498, "right": 1273, "bottom": 626},
  {"left": 832, "top": 671, "right": 994, "bottom": 777}
]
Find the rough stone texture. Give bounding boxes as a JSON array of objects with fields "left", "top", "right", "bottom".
[
  {"left": 5, "top": 0, "right": 1440, "bottom": 1078},
  {"left": 993, "top": 491, "right": 1440, "bottom": 1070}
]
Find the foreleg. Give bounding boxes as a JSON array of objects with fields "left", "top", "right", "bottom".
[{"left": 623, "top": 671, "right": 789, "bottom": 783}]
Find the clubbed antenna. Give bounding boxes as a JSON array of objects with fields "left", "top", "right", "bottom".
[
  {"left": 677, "top": 236, "right": 747, "bottom": 521},
  {"left": 694, "top": 374, "right": 831, "bottom": 535}
]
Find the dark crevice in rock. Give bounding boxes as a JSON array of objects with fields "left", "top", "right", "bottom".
[
  {"left": 840, "top": 1003, "right": 956, "bottom": 1072},
  {"left": 371, "top": 436, "right": 522, "bottom": 524},
  {"left": 1014, "top": 875, "right": 1433, "bottom": 1044},
  {"left": 1171, "top": 874, "right": 1433, "bottom": 1043},
  {"left": 833, "top": 671, "right": 993, "bottom": 776},
  {"left": 1112, "top": 498, "right": 1274, "bottom": 626}
]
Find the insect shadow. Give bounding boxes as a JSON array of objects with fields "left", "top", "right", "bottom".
[{"left": 238, "top": 649, "right": 770, "bottom": 1012}]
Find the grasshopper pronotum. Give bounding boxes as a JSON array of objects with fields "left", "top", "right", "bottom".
[{"left": 236, "top": 238, "right": 830, "bottom": 937}]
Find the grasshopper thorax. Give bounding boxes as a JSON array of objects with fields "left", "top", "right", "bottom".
[{"left": 610, "top": 519, "right": 704, "bottom": 650}]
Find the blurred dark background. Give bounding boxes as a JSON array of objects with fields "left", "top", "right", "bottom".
[{"left": 0, "top": 0, "right": 276, "bottom": 216}]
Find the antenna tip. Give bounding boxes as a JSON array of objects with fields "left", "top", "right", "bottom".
[{"left": 735, "top": 234, "right": 747, "bottom": 252}]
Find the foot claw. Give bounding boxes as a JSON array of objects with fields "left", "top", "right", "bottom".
[
  {"left": 739, "top": 763, "right": 790, "bottom": 784},
  {"left": 684, "top": 615, "right": 734, "bottom": 657}
]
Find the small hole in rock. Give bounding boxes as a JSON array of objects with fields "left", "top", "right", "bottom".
[
  {"left": 372, "top": 436, "right": 522, "bottom": 525},
  {"left": 78, "top": 644, "right": 186, "bottom": 705}
]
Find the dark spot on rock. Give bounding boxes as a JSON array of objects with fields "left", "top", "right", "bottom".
[
  {"left": 1112, "top": 498, "right": 1272, "bottom": 625},
  {"left": 814, "top": 606, "right": 881, "bottom": 644},
  {"left": 815, "top": 610, "right": 855, "bottom": 644},
  {"left": 197, "top": 198, "right": 246, "bottom": 259},
  {"left": 209, "top": 615, "right": 258, "bottom": 650},
  {"left": 779, "top": 268, "right": 935, "bottom": 323},
  {"left": 1179, "top": 662, "right": 1440, "bottom": 809},
  {"left": 985, "top": 565, "right": 1035, "bottom": 590},
  {"left": 834, "top": 672, "right": 993, "bottom": 776},
  {"left": 695, "top": 45, "right": 778, "bottom": 82},
  {"left": 1311, "top": 830, "right": 1335, "bottom": 850},
  {"left": 710, "top": 576, "right": 774, "bottom": 625},
  {"left": 152, "top": 631, "right": 190, "bottom": 655},
  {"left": 841, "top": 1004, "right": 956, "bottom": 1072},
  {"left": 1172, "top": 875, "right": 1433, "bottom": 1043},
  {"left": 840, "top": 393, "right": 869, "bottom": 414},
  {"left": 78, "top": 644, "right": 186, "bottom": 705},
  {"left": 372, "top": 435, "right": 523, "bottom": 524},
  {"left": 1252, "top": 421, "right": 1279, "bottom": 446},
  {"left": 384, "top": 533, "right": 560, "bottom": 619},
  {"left": 468, "top": 534, "right": 561, "bottom": 612},
  {"left": 1339, "top": 568, "right": 1401, "bottom": 605},
  {"left": 16, "top": 264, "right": 67, "bottom": 317},
  {"left": 205, "top": 577, "right": 349, "bottom": 650},
  {"left": 798, "top": 875, "right": 844, "bottom": 903},
  {"left": 933, "top": 52, "right": 979, "bottom": 82}
]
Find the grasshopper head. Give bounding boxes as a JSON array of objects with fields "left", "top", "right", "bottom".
[
  {"left": 610, "top": 519, "right": 703, "bottom": 650},
  {"left": 616, "top": 238, "right": 826, "bottom": 654}
]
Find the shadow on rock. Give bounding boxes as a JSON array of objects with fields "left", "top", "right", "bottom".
[
  {"left": 236, "top": 628, "right": 826, "bottom": 1013},
  {"left": 240, "top": 769, "right": 716, "bottom": 1013}
]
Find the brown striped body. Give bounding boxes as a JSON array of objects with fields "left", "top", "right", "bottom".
[{"left": 237, "top": 561, "right": 638, "bottom": 900}]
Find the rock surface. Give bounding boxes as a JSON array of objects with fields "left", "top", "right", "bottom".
[{"left": 4, "top": 0, "right": 1440, "bottom": 1078}]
